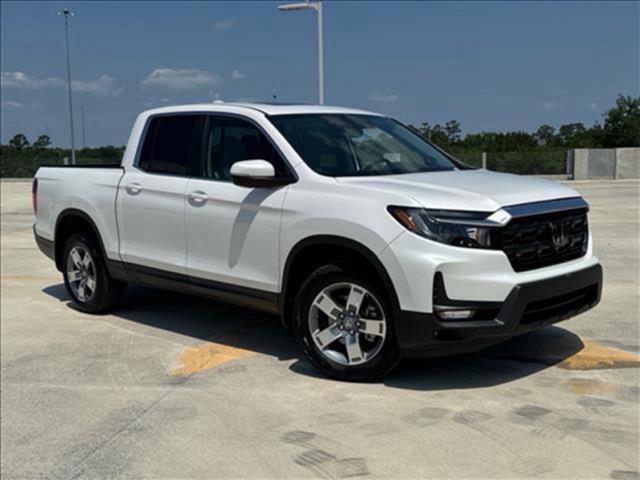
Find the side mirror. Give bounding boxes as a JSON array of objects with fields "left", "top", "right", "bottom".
[{"left": 230, "top": 159, "right": 289, "bottom": 188}]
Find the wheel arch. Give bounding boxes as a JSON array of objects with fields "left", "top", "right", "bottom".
[
  {"left": 279, "top": 235, "right": 400, "bottom": 328},
  {"left": 54, "top": 208, "right": 110, "bottom": 272}
]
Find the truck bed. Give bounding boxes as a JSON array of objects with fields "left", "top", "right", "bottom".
[
  {"left": 34, "top": 166, "right": 125, "bottom": 261},
  {"left": 37, "top": 163, "right": 123, "bottom": 169}
]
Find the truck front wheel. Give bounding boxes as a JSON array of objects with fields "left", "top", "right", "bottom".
[
  {"left": 62, "top": 233, "right": 125, "bottom": 313},
  {"left": 292, "top": 263, "right": 401, "bottom": 381}
]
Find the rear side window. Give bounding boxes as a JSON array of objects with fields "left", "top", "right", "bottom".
[{"left": 138, "top": 115, "right": 205, "bottom": 175}]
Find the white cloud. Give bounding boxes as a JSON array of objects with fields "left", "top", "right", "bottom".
[
  {"left": 541, "top": 101, "right": 557, "bottom": 111},
  {"left": 231, "top": 69, "right": 245, "bottom": 80},
  {"left": 214, "top": 18, "right": 234, "bottom": 31},
  {"left": 1, "top": 71, "right": 64, "bottom": 89},
  {"left": 141, "top": 68, "right": 221, "bottom": 90},
  {"left": 367, "top": 93, "right": 399, "bottom": 102},
  {"left": 0, "top": 100, "right": 23, "bottom": 108},
  {"left": 1, "top": 71, "right": 123, "bottom": 96},
  {"left": 72, "top": 74, "right": 123, "bottom": 96}
]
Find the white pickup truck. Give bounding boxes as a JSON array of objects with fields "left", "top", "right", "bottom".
[{"left": 34, "top": 102, "right": 602, "bottom": 380}]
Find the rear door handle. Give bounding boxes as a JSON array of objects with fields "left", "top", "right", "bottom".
[
  {"left": 187, "top": 191, "right": 208, "bottom": 206},
  {"left": 125, "top": 183, "right": 142, "bottom": 195}
]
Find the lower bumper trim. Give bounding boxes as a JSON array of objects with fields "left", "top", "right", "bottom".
[{"left": 396, "top": 264, "right": 603, "bottom": 357}]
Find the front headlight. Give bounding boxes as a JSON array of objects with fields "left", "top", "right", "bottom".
[{"left": 387, "top": 206, "right": 502, "bottom": 249}]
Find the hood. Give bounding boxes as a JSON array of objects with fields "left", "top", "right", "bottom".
[{"left": 336, "top": 169, "right": 580, "bottom": 212}]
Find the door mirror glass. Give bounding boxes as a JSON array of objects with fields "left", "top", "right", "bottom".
[{"left": 230, "top": 159, "right": 286, "bottom": 188}]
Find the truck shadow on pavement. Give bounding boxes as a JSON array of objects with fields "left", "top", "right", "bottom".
[
  {"left": 290, "top": 326, "right": 585, "bottom": 391},
  {"left": 43, "top": 283, "right": 584, "bottom": 391},
  {"left": 380, "top": 327, "right": 584, "bottom": 391}
]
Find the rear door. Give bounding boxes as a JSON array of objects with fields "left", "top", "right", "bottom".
[
  {"left": 184, "top": 115, "right": 289, "bottom": 293},
  {"left": 117, "top": 114, "right": 205, "bottom": 275}
]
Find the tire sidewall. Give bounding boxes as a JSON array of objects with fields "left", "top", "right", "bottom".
[
  {"left": 293, "top": 266, "right": 400, "bottom": 381},
  {"left": 62, "top": 234, "right": 106, "bottom": 312}
]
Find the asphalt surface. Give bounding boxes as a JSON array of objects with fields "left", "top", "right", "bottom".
[{"left": 1, "top": 179, "right": 639, "bottom": 480}]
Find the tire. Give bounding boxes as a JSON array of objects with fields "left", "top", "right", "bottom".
[
  {"left": 62, "top": 233, "right": 125, "bottom": 313},
  {"left": 292, "top": 263, "right": 400, "bottom": 381}
]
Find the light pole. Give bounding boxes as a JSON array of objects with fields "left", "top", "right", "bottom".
[
  {"left": 81, "top": 105, "right": 86, "bottom": 149},
  {"left": 58, "top": 8, "right": 76, "bottom": 164},
  {"left": 277, "top": 1, "right": 324, "bottom": 105}
]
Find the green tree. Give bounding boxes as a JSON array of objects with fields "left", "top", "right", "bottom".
[
  {"left": 535, "top": 124, "right": 556, "bottom": 146},
  {"left": 32, "top": 134, "right": 52, "bottom": 149},
  {"left": 8, "top": 133, "right": 29, "bottom": 150},
  {"left": 416, "top": 121, "right": 460, "bottom": 148},
  {"left": 602, "top": 94, "right": 640, "bottom": 147},
  {"left": 558, "top": 123, "right": 586, "bottom": 144},
  {"left": 444, "top": 120, "right": 461, "bottom": 143}
]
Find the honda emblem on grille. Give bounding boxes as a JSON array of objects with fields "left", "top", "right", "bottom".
[{"left": 550, "top": 222, "right": 569, "bottom": 249}]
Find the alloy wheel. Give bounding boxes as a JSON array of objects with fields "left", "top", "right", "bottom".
[
  {"left": 66, "top": 246, "right": 97, "bottom": 302},
  {"left": 308, "top": 282, "right": 387, "bottom": 366}
]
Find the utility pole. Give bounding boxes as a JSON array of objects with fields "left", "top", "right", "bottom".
[
  {"left": 81, "top": 105, "right": 86, "bottom": 148},
  {"left": 317, "top": 1, "right": 323, "bottom": 105},
  {"left": 277, "top": 1, "right": 324, "bottom": 104},
  {"left": 58, "top": 8, "right": 76, "bottom": 164}
]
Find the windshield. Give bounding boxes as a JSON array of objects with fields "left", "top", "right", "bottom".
[{"left": 269, "top": 114, "right": 457, "bottom": 177}]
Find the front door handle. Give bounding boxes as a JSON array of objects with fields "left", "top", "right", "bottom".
[
  {"left": 125, "top": 183, "right": 142, "bottom": 195},
  {"left": 187, "top": 191, "right": 208, "bottom": 206}
]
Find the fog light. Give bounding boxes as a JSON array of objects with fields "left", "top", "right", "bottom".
[{"left": 436, "top": 309, "right": 475, "bottom": 320}]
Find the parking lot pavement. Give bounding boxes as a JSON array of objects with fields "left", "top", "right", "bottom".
[{"left": 1, "top": 179, "right": 639, "bottom": 479}]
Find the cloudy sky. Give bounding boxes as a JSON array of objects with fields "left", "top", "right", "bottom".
[{"left": 1, "top": 1, "right": 637, "bottom": 147}]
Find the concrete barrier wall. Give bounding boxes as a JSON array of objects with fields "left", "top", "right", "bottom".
[
  {"left": 587, "top": 149, "right": 616, "bottom": 178},
  {"left": 615, "top": 148, "right": 640, "bottom": 179},
  {"left": 571, "top": 148, "right": 639, "bottom": 180}
]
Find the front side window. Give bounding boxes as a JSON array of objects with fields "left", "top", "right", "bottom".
[
  {"left": 138, "top": 114, "right": 205, "bottom": 175},
  {"left": 196, "top": 116, "right": 287, "bottom": 181},
  {"left": 269, "top": 114, "right": 457, "bottom": 177}
]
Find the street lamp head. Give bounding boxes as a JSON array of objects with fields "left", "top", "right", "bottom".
[
  {"left": 58, "top": 9, "right": 74, "bottom": 17},
  {"left": 278, "top": 2, "right": 319, "bottom": 12}
]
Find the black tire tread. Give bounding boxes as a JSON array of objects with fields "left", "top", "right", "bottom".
[{"left": 292, "top": 263, "right": 400, "bottom": 381}]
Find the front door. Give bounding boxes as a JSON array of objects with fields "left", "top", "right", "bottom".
[{"left": 184, "top": 115, "right": 289, "bottom": 293}]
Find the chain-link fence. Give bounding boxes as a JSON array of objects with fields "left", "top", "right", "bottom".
[
  {"left": 1, "top": 148, "right": 123, "bottom": 178},
  {"left": 1, "top": 148, "right": 572, "bottom": 178},
  {"left": 1, "top": 157, "right": 123, "bottom": 178},
  {"left": 449, "top": 149, "right": 571, "bottom": 177}
]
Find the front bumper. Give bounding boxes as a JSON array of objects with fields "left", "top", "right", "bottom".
[{"left": 396, "top": 264, "right": 602, "bottom": 357}]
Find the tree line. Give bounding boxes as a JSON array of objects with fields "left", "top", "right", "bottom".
[
  {"left": 408, "top": 94, "right": 639, "bottom": 153},
  {"left": 1, "top": 94, "right": 638, "bottom": 177}
]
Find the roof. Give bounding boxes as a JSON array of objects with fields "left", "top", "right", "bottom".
[
  {"left": 230, "top": 102, "right": 382, "bottom": 116},
  {"left": 140, "top": 102, "right": 383, "bottom": 117}
]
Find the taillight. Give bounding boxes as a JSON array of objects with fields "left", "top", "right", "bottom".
[{"left": 32, "top": 178, "right": 38, "bottom": 214}]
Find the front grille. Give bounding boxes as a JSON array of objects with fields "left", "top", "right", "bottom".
[
  {"left": 520, "top": 285, "right": 598, "bottom": 325},
  {"left": 499, "top": 208, "right": 588, "bottom": 272}
]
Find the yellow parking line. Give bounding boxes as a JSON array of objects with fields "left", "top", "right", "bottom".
[
  {"left": 172, "top": 342, "right": 255, "bottom": 378},
  {"left": 559, "top": 339, "right": 640, "bottom": 370}
]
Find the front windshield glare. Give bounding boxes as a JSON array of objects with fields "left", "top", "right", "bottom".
[{"left": 269, "top": 114, "right": 456, "bottom": 177}]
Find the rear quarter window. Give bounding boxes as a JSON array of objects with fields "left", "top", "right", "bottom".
[{"left": 138, "top": 115, "right": 205, "bottom": 176}]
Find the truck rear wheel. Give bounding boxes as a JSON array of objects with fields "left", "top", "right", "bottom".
[
  {"left": 292, "top": 263, "right": 400, "bottom": 381},
  {"left": 62, "top": 233, "right": 125, "bottom": 313}
]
